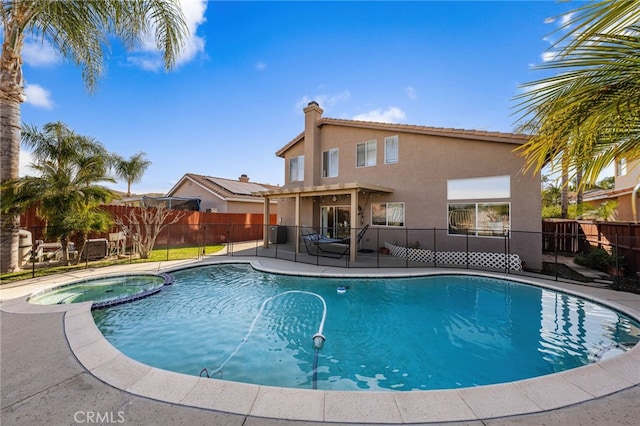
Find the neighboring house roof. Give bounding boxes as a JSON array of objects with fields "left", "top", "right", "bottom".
[
  {"left": 166, "top": 173, "right": 279, "bottom": 203},
  {"left": 276, "top": 118, "right": 530, "bottom": 157},
  {"left": 583, "top": 186, "right": 637, "bottom": 202}
]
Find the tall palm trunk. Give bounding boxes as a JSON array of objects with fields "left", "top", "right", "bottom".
[
  {"left": 0, "top": 97, "right": 21, "bottom": 272},
  {"left": 0, "top": 68, "right": 24, "bottom": 273},
  {"left": 1, "top": 0, "right": 186, "bottom": 273},
  {"left": 1, "top": 8, "right": 27, "bottom": 273}
]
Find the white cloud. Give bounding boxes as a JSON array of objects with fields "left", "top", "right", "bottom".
[
  {"left": 561, "top": 12, "right": 574, "bottom": 26},
  {"left": 542, "top": 50, "right": 559, "bottom": 62},
  {"left": 353, "top": 107, "right": 407, "bottom": 123},
  {"left": 295, "top": 90, "right": 351, "bottom": 112},
  {"left": 19, "top": 150, "right": 36, "bottom": 177},
  {"left": 129, "top": 0, "right": 207, "bottom": 71},
  {"left": 24, "top": 84, "right": 54, "bottom": 109},
  {"left": 22, "top": 39, "right": 60, "bottom": 67},
  {"left": 255, "top": 61, "right": 267, "bottom": 71},
  {"left": 175, "top": 0, "right": 207, "bottom": 65},
  {"left": 405, "top": 86, "right": 417, "bottom": 99},
  {"left": 127, "top": 55, "right": 164, "bottom": 71},
  {"left": 544, "top": 12, "right": 574, "bottom": 27},
  {"left": 517, "top": 78, "right": 557, "bottom": 96}
]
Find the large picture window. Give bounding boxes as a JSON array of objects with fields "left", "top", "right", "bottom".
[
  {"left": 448, "top": 203, "right": 510, "bottom": 237},
  {"left": 356, "top": 140, "right": 376, "bottom": 167},
  {"left": 290, "top": 155, "right": 304, "bottom": 182},
  {"left": 322, "top": 148, "right": 338, "bottom": 178},
  {"left": 372, "top": 202, "right": 405, "bottom": 227}
]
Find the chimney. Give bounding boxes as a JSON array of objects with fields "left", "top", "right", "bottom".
[
  {"left": 303, "top": 101, "right": 323, "bottom": 185},
  {"left": 239, "top": 174, "right": 249, "bottom": 182}
]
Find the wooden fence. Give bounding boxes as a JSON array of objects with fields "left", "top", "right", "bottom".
[
  {"left": 20, "top": 205, "right": 277, "bottom": 247},
  {"left": 542, "top": 219, "right": 640, "bottom": 272}
]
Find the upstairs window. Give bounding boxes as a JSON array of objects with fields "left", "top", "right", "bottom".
[
  {"left": 447, "top": 175, "right": 510, "bottom": 199},
  {"left": 356, "top": 140, "right": 376, "bottom": 168},
  {"left": 290, "top": 155, "right": 304, "bottom": 182},
  {"left": 322, "top": 148, "right": 339, "bottom": 178},
  {"left": 384, "top": 135, "right": 398, "bottom": 164}
]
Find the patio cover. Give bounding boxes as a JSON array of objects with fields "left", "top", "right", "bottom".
[{"left": 254, "top": 182, "right": 393, "bottom": 261}]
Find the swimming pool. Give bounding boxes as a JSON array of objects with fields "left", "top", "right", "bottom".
[{"left": 91, "top": 264, "right": 640, "bottom": 391}]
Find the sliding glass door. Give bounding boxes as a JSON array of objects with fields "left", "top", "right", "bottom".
[{"left": 320, "top": 206, "right": 350, "bottom": 239}]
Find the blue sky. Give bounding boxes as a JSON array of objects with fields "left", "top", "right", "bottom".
[{"left": 18, "top": 0, "right": 581, "bottom": 194}]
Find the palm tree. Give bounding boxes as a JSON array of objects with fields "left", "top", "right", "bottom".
[
  {"left": 514, "top": 1, "right": 640, "bottom": 186},
  {"left": 0, "top": 1, "right": 187, "bottom": 273},
  {"left": 1, "top": 123, "right": 115, "bottom": 265},
  {"left": 115, "top": 152, "right": 152, "bottom": 197}
]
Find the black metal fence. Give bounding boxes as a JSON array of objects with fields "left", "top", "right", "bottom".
[{"left": 13, "top": 223, "right": 640, "bottom": 293}]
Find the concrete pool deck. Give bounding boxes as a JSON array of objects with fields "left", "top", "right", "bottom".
[{"left": 1, "top": 255, "right": 640, "bottom": 425}]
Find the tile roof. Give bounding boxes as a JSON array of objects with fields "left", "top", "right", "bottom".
[
  {"left": 276, "top": 117, "right": 530, "bottom": 157},
  {"left": 169, "top": 173, "right": 279, "bottom": 201},
  {"left": 583, "top": 185, "right": 637, "bottom": 201}
]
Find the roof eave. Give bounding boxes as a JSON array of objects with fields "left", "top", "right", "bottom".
[
  {"left": 255, "top": 182, "right": 394, "bottom": 197},
  {"left": 276, "top": 131, "right": 305, "bottom": 158}
]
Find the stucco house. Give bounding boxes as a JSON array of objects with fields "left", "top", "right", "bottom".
[
  {"left": 261, "top": 102, "right": 542, "bottom": 269},
  {"left": 258, "top": 101, "right": 542, "bottom": 270},
  {"left": 584, "top": 158, "right": 640, "bottom": 222},
  {"left": 167, "top": 173, "right": 278, "bottom": 214}
]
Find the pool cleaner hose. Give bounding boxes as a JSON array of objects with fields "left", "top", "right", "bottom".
[{"left": 200, "top": 290, "right": 327, "bottom": 386}]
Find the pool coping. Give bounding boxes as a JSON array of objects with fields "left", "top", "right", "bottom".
[{"left": 1, "top": 257, "right": 639, "bottom": 424}]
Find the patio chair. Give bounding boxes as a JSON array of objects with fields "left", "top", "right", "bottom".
[{"left": 301, "top": 225, "right": 369, "bottom": 258}]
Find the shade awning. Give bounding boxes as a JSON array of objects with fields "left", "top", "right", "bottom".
[{"left": 253, "top": 182, "right": 393, "bottom": 198}]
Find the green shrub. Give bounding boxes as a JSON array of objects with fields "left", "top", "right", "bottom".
[{"left": 574, "top": 248, "right": 611, "bottom": 272}]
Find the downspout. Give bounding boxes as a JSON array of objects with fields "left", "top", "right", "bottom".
[{"left": 632, "top": 182, "right": 640, "bottom": 224}]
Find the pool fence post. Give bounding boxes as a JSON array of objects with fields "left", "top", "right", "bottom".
[
  {"left": 127, "top": 232, "right": 132, "bottom": 263},
  {"left": 31, "top": 242, "right": 36, "bottom": 278},
  {"left": 274, "top": 226, "right": 279, "bottom": 258},
  {"left": 376, "top": 227, "right": 380, "bottom": 268},
  {"left": 507, "top": 229, "right": 511, "bottom": 274},
  {"left": 503, "top": 228, "right": 509, "bottom": 274},
  {"left": 433, "top": 227, "right": 437, "bottom": 268},
  {"left": 166, "top": 224, "right": 171, "bottom": 261},
  {"left": 554, "top": 231, "right": 559, "bottom": 281},
  {"left": 294, "top": 226, "right": 300, "bottom": 262},
  {"left": 405, "top": 227, "right": 409, "bottom": 268},
  {"left": 615, "top": 233, "right": 619, "bottom": 286},
  {"left": 255, "top": 224, "right": 259, "bottom": 257},
  {"left": 202, "top": 225, "right": 207, "bottom": 257},
  {"left": 465, "top": 232, "right": 469, "bottom": 269}
]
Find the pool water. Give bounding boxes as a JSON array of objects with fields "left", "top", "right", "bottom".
[
  {"left": 92, "top": 264, "right": 640, "bottom": 391},
  {"left": 30, "top": 275, "right": 167, "bottom": 308}
]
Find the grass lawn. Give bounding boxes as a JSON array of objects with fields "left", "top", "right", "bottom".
[{"left": 0, "top": 244, "right": 225, "bottom": 284}]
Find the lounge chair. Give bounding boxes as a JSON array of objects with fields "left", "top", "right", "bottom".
[{"left": 301, "top": 225, "right": 369, "bottom": 258}]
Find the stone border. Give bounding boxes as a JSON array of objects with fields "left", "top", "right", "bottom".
[{"left": 1, "top": 258, "right": 639, "bottom": 423}]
